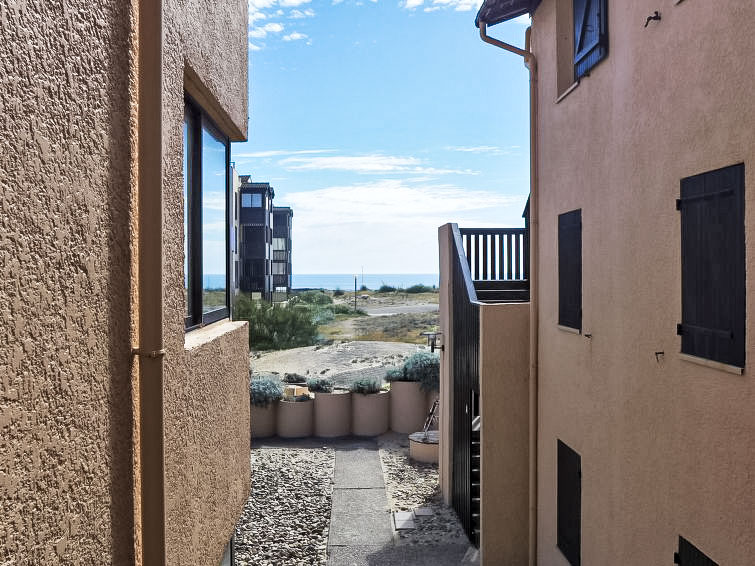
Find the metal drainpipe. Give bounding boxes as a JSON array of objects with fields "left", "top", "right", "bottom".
[
  {"left": 134, "top": 0, "right": 166, "bottom": 563},
  {"left": 479, "top": 21, "right": 539, "bottom": 566}
]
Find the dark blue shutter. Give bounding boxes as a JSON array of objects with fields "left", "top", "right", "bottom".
[
  {"left": 574, "top": 0, "right": 608, "bottom": 79},
  {"left": 674, "top": 536, "right": 719, "bottom": 566},
  {"left": 558, "top": 209, "right": 582, "bottom": 331},
  {"left": 678, "top": 163, "right": 745, "bottom": 367},
  {"left": 557, "top": 440, "right": 581, "bottom": 566}
]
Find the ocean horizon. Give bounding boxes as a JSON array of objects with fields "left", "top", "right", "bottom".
[{"left": 293, "top": 273, "right": 439, "bottom": 291}]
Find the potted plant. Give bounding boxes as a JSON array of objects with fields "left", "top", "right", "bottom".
[
  {"left": 282, "top": 372, "right": 307, "bottom": 386},
  {"left": 276, "top": 391, "right": 314, "bottom": 438},
  {"left": 385, "top": 364, "right": 426, "bottom": 434},
  {"left": 309, "top": 377, "right": 351, "bottom": 438},
  {"left": 404, "top": 351, "right": 441, "bottom": 431},
  {"left": 350, "top": 378, "right": 389, "bottom": 437},
  {"left": 250, "top": 377, "right": 283, "bottom": 438}
]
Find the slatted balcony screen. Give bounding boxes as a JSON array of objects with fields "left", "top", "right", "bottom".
[{"left": 459, "top": 228, "right": 529, "bottom": 282}]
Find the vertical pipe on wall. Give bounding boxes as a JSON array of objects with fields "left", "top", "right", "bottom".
[
  {"left": 136, "top": 0, "right": 166, "bottom": 563},
  {"left": 478, "top": 21, "right": 539, "bottom": 566}
]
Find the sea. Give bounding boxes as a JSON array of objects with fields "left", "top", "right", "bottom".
[
  {"left": 201, "top": 273, "right": 440, "bottom": 291},
  {"left": 293, "top": 273, "right": 439, "bottom": 291}
]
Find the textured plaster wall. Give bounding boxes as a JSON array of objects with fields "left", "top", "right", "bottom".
[
  {"left": 0, "top": 1, "right": 135, "bottom": 563},
  {"left": 479, "top": 303, "right": 529, "bottom": 566},
  {"left": 162, "top": 1, "right": 250, "bottom": 564},
  {"left": 532, "top": 1, "right": 755, "bottom": 564}
]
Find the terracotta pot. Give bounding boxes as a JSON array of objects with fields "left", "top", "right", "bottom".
[
  {"left": 314, "top": 390, "right": 351, "bottom": 438},
  {"left": 276, "top": 399, "right": 313, "bottom": 438},
  {"left": 389, "top": 381, "right": 427, "bottom": 434},
  {"left": 351, "top": 390, "right": 390, "bottom": 437},
  {"left": 251, "top": 404, "right": 276, "bottom": 439}
]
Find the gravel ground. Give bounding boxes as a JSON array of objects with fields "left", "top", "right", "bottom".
[
  {"left": 377, "top": 433, "right": 468, "bottom": 546},
  {"left": 235, "top": 447, "right": 335, "bottom": 565}
]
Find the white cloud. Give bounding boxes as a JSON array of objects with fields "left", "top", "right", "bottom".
[
  {"left": 446, "top": 145, "right": 517, "bottom": 155},
  {"left": 424, "top": 6, "right": 441, "bottom": 11},
  {"left": 278, "top": 153, "right": 478, "bottom": 176},
  {"left": 403, "top": 0, "right": 482, "bottom": 12},
  {"left": 404, "top": 0, "right": 423, "bottom": 8},
  {"left": 282, "top": 31, "right": 308, "bottom": 41},
  {"left": 279, "top": 0, "right": 311, "bottom": 6},
  {"left": 248, "top": 41, "right": 262, "bottom": 51},
  {"left": 234, "top": 149, "right": 334, "bottom": 159},
  {"left": 279, "top": 180, "right": 527, "bottom": 272},
  {"left": 249, "top": 21, "right": 285, "bottom": 38},
  {"left": 289, "top": 8, "right": 315, "bottom": 18}
]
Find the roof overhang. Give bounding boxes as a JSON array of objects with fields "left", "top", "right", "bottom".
[{"left": 475, "top": 0, "right": 540, "bottom": 28}]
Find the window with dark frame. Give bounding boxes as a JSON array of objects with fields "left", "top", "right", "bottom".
[
  {"left": 557, "top": 439, "right": 581, "bottom": 566},
  {"left": 558, "top": 209, "right": 582, "bottom": 331},
  {"left": 183, "top": 97, "right": 230, "bottom": 329},
  {"left": 678, "top": 163, "right": 745, "bottom": 368},
  {"left": 574, "top": 0, "right": 608, "bottom": 80}
]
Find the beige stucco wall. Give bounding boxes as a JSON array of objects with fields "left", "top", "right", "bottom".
[
  {"left": 162, "top": 1, "right": 250, "bottom": 564},
  {"left": 531, "top": 1, "right": 755, "bottom": 564},
  {"left": 479, "top": 302, "right": 530, "bottom": 565},
  {"left": 0, "top": 2, "right": 135, "bottom": 563},
  {"left": 438, "top": 224, "right": 455, "bottom": 503},
  {"left": 1, "top": 1, "right": 249, "bottom": 564}
]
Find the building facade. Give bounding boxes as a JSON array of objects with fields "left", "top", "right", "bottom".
[
  {"left": 440, "top": 1, "right": 755, "bottom": 565},
  {"left": 272, "top": 206, "right": 294, "bottom": 302},
  {"left": 1, "top": 1, "right": 250, "bottom": 564},
  {"left": 238, "top": 179, "right": 274, "bottom": 300}
]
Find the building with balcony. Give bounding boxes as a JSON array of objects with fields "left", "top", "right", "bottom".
[
  {"left": 1, "top": 1, "right": 250, "bottom": 564},
  {"left": 238, "top": 179, "right": 274, "bottom": 301},
  {"left": 439, "top": 1, "right": 755, "bottom": 565},
  {"left": 272, "top": 206, "right": 294, "bottom": 302}
]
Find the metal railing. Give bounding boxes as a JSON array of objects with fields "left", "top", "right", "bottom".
[
  {"left": 459, "top": 227, "right": 529, "bottom": 282},
  {"left": 450, "top": 224, "right": 480, "bottom": 544}
]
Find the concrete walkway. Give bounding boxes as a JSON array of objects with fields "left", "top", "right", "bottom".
[{"left": 327, "top": 440, "right": 476, "bottom": 566}]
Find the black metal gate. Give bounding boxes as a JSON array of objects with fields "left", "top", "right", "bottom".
[{"left": 451, "top": 226, "right": 480, "bottom": 545}]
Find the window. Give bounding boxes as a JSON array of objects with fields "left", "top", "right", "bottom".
[
  {"left": 678, "top": 163, "right": 745, "bottom": 367},
  {"left": 241, "top": 193, "right": 261, "bottom": 208},
  {"left": 272, "top": 262, "right": 286, "bottom": 275},
  {"left": 558, "top": 209, "right": 582, "bottom": 331},
  {"left": 273, "top": 237, "right": 286, "bottom": 251},
  {"left": 557, "top": 440, "right": 581, "bottom": 566},
  {"left": 184, "top": 98, "right": 230, "bottom": 329},
  {"left": 573, "top": 0, "right": 608, "bottom": 79}
]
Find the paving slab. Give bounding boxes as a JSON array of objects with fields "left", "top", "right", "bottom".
[
  {"left": 392, "top": 511, "right": 415, "bottom": 530},
  {"left": 328, "top": 543, "right": 473, "bottom": 566},
  {"left": 333, "top": 446, "right": 385, "bottom": 488}
]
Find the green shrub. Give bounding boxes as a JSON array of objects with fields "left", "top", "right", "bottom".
[
  {"left": 295, "top": 290, "right": 333, "bottom": 305},
  {"left": 360, "top": 284, "right": 369, "bottom": 291},
  {"left": 283, "top": 373, "right": 306, "bottom": 384},
  {"left": 406, "top": 284, "right": 433, "bottom": 294},
  {"left": 350, "top": 378, "right": 381, "bottom": 395},
  {"left": 234, "top": 294, "right": 318, "bottom": 351},
  {"left": 333, "top": 288, "right": 345, "bottom": 297},
  {"left": 403, "top": 351, "right": 440, "bottom": 392},
  {"left": 250, "top": 377, "right": 284, "bottom": 408},
  {"left": 307, "top": 377, "right": 334, "bottom": 393},
  {"left": 384, "top": 368, "right": 407, "bottom": 382},
  {"left": 378, "top": 284, "right": 396, "bottom": 293}
]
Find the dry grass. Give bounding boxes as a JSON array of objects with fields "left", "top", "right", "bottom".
[{"left": 352, "top": 312, "right": 438, "bottom": 344}]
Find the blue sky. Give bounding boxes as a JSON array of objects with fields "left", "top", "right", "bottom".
[{"left": 232, "top": 0, "right": 531, "bottom": 273}]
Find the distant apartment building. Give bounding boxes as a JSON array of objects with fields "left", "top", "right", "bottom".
[
  {"left": 272, "top": 206, "right": 294, "bottom": 302},
  {"left": 238, "top": 178, "right": 274, "bottom": 300}
]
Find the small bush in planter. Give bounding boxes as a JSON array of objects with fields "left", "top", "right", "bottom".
[
  {"left": 403, "top": 351, "right": 440, "bottom": 392},
  {"left": 250, "top": 377, "right": 284, "bottom": 408},
  {"left": 307, "top": 377, "right": 334, "bottom": 393},
  {"left": 384, "top": 368, "right": 407, "bottom": 382},
  {"left": 350, "top": 378, "right": 382, "bottom": 395}
]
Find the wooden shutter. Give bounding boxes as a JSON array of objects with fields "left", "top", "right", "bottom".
[
  {"left": 557, "top": 440, "right": 581, "bottom": 566},
  {"left": 678, "top": 163, "right": 745, "bottom": 367},
  {"left": 559, "top": 209, "right": 582, "bottom": 331},
  {"left": 574, "top": 0, "right": 608, "bottom": 79},
  {"left": 674, "top": 536, "right": 719, "bottom": 566}
]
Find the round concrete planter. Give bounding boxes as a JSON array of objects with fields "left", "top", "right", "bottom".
[
  {"left": 409, "top": 430, "right": 439, "bottom": 463},
  {"left": 251, "top": 404, "right": 276, "bottom": 439},
  {"left": 314, "top": 389, "right": 351, "bottom": 438},
  {"left": 389, "top": 381, "right": 427, "bottom": 434},
  {"left": 351, "top": 390, "right": 390, "bottom": 437},
  {"left": 277, "top": 399, "right": 313, "bottom": 438}
]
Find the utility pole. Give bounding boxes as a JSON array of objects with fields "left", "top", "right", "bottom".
[{"left": 354, "top": 275, "right": 357, "bottom": 311}]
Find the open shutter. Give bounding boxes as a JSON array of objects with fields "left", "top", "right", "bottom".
[
  {"left": 559, "top": 209, "right": 582, "bottom": 331},
  {"left": 574, "top": 0, "right": 608, "bottom": 79},
  {"left": 678, "top": 163, "right": 745, "bottom": 367},
  {"left": 557, "top": 440, "right": 581, "bottom": 566},
  {"left": 674, "top": 536, "right": 719, "bottom": 566}
]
